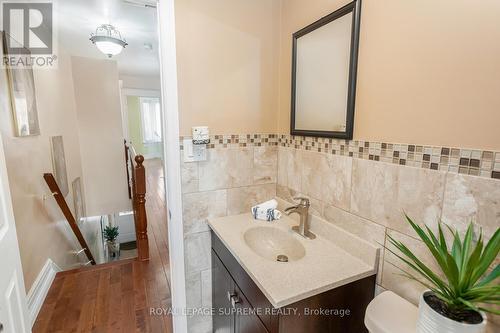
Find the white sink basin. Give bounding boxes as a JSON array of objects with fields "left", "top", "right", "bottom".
[
  {"left": 209, "top": 213, "right": 379, "bottom": 308},
  {"left": 243, "top": 226, "right": 306, "bottom": 262}
]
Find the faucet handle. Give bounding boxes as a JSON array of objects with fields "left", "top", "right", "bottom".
[{"left": 293, "top": 197, "right": 310, "bottom": 207}]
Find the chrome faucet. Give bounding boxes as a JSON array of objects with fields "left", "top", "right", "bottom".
[{"left": 284, "top": 197, "right": 316, "bottom": 240}]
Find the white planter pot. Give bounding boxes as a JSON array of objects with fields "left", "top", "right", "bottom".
[
  {"left": 106, "top": 240, "right": 120, "bottom": 260},
  {"left": 417, "top": 291, "right": 487, "bottom": 333}
]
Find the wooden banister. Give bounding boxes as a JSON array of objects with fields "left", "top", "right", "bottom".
[
  {"left": 126, "top": 142, "right": 149, "bottom": 261},
  {"left": 132, "top": 154, "right": 149, "bottom": 261},
  {"left": 43, "top": 173, "right": 96, "bottom": 265}
]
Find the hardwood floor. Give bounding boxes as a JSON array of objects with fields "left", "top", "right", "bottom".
[{"left": 33, "top": 159, "right": 173, "bottom": 333}]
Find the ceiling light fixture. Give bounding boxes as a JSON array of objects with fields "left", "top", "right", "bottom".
[{"left": 89, "top": 24, "right": 128, "bottom": 58}]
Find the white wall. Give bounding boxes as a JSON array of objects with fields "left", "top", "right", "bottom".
[
  {"left": 71, "top": 56, "right": 131, "bottom": 216},
  {"left": 0, "top": 48, "right": 83, "bottom": 290}
]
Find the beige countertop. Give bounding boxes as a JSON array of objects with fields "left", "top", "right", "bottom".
[{"left": 208, "top": 212, "right": 379, "bottom": 308}]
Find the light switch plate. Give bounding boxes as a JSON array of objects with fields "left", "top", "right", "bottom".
[{"left": 183, "top": 139, "right": 207, "bottom": 162}]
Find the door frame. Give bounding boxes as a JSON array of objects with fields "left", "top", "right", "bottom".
[
  {"left": 0, "top": 133, "right": 30, "bottom": 332},
  {"left": 157, "top": 0, "right": 188, "bottom": 332}
]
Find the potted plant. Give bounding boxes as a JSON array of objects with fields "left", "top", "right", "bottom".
[
  {"left": 103, "top": 225, "right": 120, "bottom": 259},
  {"left": 388, "top": 215, "right": 499, "bottom": 333}
]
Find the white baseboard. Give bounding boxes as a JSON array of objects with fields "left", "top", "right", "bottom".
[{"left": 27, "top": 259, "right": 61, "bottom": 327}]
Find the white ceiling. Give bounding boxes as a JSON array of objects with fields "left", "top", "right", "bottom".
[{"left": 56, "top": 0, "right": 160, "bottom": 77}]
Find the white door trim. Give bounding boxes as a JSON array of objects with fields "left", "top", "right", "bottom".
[
  {"left": 0, "top": 133, "right": 30, "bottom": 332},
  {"left": 27, "top": 259, "right": 61, "bottom": 327},
  {"left": 157, "top": 0, "right": 188, "bottom": 332}
]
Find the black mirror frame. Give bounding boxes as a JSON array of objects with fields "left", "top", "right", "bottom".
[{"left": 290, "top": 0, "right": 362, "bottom": 140}]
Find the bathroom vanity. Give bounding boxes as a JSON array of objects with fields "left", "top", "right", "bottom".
[{"left": 209, "top": 213, "right": 379, "bottom": 333}]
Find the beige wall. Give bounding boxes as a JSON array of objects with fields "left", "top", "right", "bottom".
[
  {"left": 175, "top": 0, "right": 281, "bottom": 136},
  {"left": 71, "top": 56, "right": 131, "bottom": 216},
  {"left": 277, "top": 0, "right": 500, "bottom": 150},
  {"left": 177, "top": 0, "right": 500, "bottom": 150},
  {"left": 0, "top": 49, "right": 83, "bottom": 290}
]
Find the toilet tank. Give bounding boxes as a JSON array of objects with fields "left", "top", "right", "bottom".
[{"left": 365, "top": 291, "right": 418, "bottom": 333}]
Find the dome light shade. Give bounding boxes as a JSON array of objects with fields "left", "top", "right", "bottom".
[
  {"left": 94, "top": 39, "right": 125, "bottom": 57},
  {"left": 90, "top": 24, "right": 128, "bottom": 58}
]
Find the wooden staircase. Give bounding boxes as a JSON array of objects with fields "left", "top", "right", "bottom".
[
  {"left": 35, "top": 158, "right": 172, "bottom": 332},
  {"left": 42, "top": 140, "right": 150, "bottom": 267}
]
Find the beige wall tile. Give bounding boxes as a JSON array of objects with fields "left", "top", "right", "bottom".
[
  {"left": 324, "top": 205, "right": 385, "bottom": 247},
  {"left": 198, "top": 149, "right": 230, "bottom": 191},
  {"left": 351, "top": 159, "right": 398, "bottom": 228},
  {"left": 184, "top": 231, "right": 212, "bottom": 274},
  {"left": 201, "top": 269, "right": 212, "bottom": 308},
  {"left": 227, "top": 148, "right": 254, "bottom": 188},
  {"left": 301, "top": 151, "right": 324, "bottom": 200},
  {"left": 186, "top": 271, "right": 202, "bottom": 308},
  {"left": 276, "top": 184, "right": 297, "bottom": 203},
  {"left": 187, "top": 315, "right": 212, "bottom": 333},
  {"left": 254, "top": 146, "right": 278, "bottom": 184},
  {"left": 286, "top": 148, "right": 302, "bottom": 192},
  {"left": 323, "top": 204, "right": 386, "bottom": 283},
  {"left": 277, "top": 147, "right": 289, "bottom": 186},
  {"left": 227, "top": 184, "right": 276, "bottom": 215},
  {"left": 397, "top": 166, "right": 446, "bottom": 235},
  {"left": 181, "top": 161, "right": 199, "bottom": 194},
  {"left": 276, "top": 185, "right": 323, "bottom": 217},
  {"left": 321, "top": 154, "right": 352, "bottom": 210},
  {"left": 183, "top": 190, "right": 227, "bottom": 235},
  {"left": 183, "top": 145, "right": 276, "bottom": 331},
  {"left": 442, "top": 173, "right": 500, "bottom": 238},
  {"left": 351, "top": 159, "right": 446, "bottom": 235},
  {"left": 199, "top": 148, "right": 254, "bottom": 191},
  {"left": 381, "top": 262, "right": 426, "bottom": 306},
  {"left": 382, "top": 229, "right": 441, "bottom": 305}
]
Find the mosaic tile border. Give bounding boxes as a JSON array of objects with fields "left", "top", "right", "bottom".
[
  {"left": 179, "top": 134, "right": 500, "bottom": 180},
  {"left": 278, "top": 134, "right": 500, "bottom": 180},
  {"left": 180, "top": 134, "right": 278, "bottom": 150}
]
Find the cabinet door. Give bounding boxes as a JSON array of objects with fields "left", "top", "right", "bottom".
[
  {"left": 234, "top": 285, "right": 269, "bottom": 333},
  {"left": 212, "top": 250, "right": 234, "bottom": 333}
]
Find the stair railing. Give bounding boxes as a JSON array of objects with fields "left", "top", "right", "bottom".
[
  {"left": 125, "top": 142, "right": 150, "bottom": 261},
  {"left": 43, "top": 173, "right": 96, "bottom": 265}
]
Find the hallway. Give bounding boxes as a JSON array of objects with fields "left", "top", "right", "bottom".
[{"left": 32, "top": 159, "right": 173, "bottom": 333}]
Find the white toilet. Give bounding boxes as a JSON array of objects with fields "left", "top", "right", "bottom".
[{"left": 365, "top": 291, "right": 418, "bottom": 333}]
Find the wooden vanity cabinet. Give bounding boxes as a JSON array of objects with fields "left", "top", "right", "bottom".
[{"left": 211, "top": 231, "right": 376, "bottom": 333}]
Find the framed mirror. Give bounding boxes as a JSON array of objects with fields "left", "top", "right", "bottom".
[{"left": 291, "top": 0, "right": 361, "bottom": 139}]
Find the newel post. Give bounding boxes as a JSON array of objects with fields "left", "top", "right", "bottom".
[{"left": 134, "top": 155, "right": 150, "bottom": 261}]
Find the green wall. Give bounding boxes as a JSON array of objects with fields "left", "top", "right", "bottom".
[{"left": 127, "top": 96, "right": 162, "bottom": 158}]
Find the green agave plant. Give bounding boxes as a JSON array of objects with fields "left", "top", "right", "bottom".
[
  {"left": 387, "top": 214, "right": 500, "bottom": 316},
  {"left": 103, "top": 225, "right": 119, "bottom": 243}
]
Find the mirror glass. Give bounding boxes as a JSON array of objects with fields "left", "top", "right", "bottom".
[{"left": 291, "top": 1, "right": 361, "bottom": 139}]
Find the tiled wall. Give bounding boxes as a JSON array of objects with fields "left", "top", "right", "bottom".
[
  {"left": 180, "top": 133, "right": 500, "bottom": 332},
  {"left": 278, "top": 135, "right": 500, "bottom": 180},
  {"left": 180, "top": 139, "right": 278, "bottom": 332},
  {"left": 276, "top": 141, "right": 500, "bottom": 331}
]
